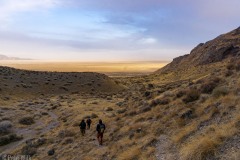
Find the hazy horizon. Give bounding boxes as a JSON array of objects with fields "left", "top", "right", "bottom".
[
  {"left": 0, "top": 60, "right": 168, "bottom": 76},
  {"left": 0, "top": 0, "right": 240, "bottom": 61}
]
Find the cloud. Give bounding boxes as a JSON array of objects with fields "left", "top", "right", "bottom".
[
  {"left": 0, "top": 0, "right": 61, "bottom": 24},
  {"left": 0, "top": 0, "right": 240, "bottom": 60},
  {"left": 66, "top": 0, "right": 188, "bottom": 12},
  {"left": 138, "top": 38, "right": 158, "bottom": 45}
]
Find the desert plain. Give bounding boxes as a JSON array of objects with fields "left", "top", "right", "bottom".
[{"left": 0, "top": 61, "right": 168, "bottom": 77}]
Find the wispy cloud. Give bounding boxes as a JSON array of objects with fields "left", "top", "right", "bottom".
[{"left": 0, "top": 0, "right": 61, "bottom": 25}]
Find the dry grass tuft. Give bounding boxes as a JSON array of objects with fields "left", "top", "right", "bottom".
[
  {"left": 180, "top": 122, "right": 238, "bottom": 160},
  {"left": 200, "top": 77, "right": 221, "bottom": 94},
  {"left": 118, "top": 146, "right": 141, "bottom": 160},
  {"left": 212, "top": 86, "right": 229, "bottom": 98},
  {"left": 183, "top": 89, "right": 200, "bottom": 103},
  {"left": 172, "top": 122, "right": 198, "bottom": 143},
  {"left": 180, "top": 135, "right": 220, "bottom": 160}
]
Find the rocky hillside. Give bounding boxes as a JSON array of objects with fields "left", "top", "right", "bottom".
[
  {"left": 156, "top": 27, "right": 240, "bottom": 74},
  {"left": 0, "top": 66, "right": 124, "bottom": 98}
]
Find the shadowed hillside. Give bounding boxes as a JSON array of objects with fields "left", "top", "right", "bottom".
[{"left": 0, "top": 66, "right": 124, "bottom": 99}]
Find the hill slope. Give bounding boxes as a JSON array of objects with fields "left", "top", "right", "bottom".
[
  {"left": 156, "top": 27, "right": 240, "bottom": 74},
  {"left": 0, "top": 66, "right": 124, "bottom": 98}
]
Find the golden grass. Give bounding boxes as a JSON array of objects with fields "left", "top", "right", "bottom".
[
  {"left": 1, "top": 58, "right": 239, "bottom": 159},
  {"left": 172, "top": 122, "right": 198, "bottom": 143},
  {"left": 180, "top": 135, "right": 220, "bottom": 160},
  {"left": 118, "top": 146, "right": 141, "bottom": 160},
  {"left": 221, "top": 93, "right": 234, "bottom": 102},
  {"left": 180, "top": 121, "right": 238, "bottom": 160}
]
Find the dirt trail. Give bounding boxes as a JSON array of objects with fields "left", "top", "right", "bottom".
[
  {"left": 0, "top": 108, "right": 59, "bottom": 154},
  {"left": 155, "top": 135, "right": 180, "bottom": 160}
]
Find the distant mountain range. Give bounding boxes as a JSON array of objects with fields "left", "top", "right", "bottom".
[{"left": 0, "top": 54, "right": 30, "bottom": 60}]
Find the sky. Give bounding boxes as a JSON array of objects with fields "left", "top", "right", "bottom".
[{"left": 0, "top": 0, "right": 239, "bottom": 61}]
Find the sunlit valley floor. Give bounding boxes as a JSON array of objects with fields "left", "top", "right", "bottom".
[
  {"left": 0, "top": 27, "right": 240, "bottom": 160},
  {"left": 0, "top": 61, "right": 168, "bottom": 77}
]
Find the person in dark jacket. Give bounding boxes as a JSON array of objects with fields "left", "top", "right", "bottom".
[
  {"left": 86, "top": 118, "right": 92, "bottom": 129},
  {"left": 96, "top": 119, "right": 106, "bottom": 145},
  {"left": 79, "top": 119, "right": 86, "bottom": 136}
]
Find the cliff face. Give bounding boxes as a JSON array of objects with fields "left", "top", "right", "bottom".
[{"left": 156, "top": 27, "right": 240, "bottom": 73}]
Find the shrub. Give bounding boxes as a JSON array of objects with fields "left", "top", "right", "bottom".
[
  {"left": 201, "top": 82, "right": 217, "bottom": 94},
  {"left": 225, "top": 70, "right": 233, "bottom": 77},
  {"left": 21, "top": 145, "right": 37, "bottom": 156},
  {"left": 117, "top": 109, "right": 127, "bottom": 114},
  {"left": 212, "top": 86, "right": 229, "bottom": 98},
  {"left": 180, "top": 136, "right": 220, "bottom": 160},
  {"left": 105, "top": 107, "right": 113, "bottom": 111},
  {"left": 176, "top": 90, "right": 186, "bottom": 98},
  {"left": 0, "top": 134, "right": 22, "bottom": 146},
  {"left": 144, "top": 91, "right": 151, "bottom": 97},
  {"left": 128, "top": 111, "right": 137, "bottom": 116},
  {"left": 180, "top": 109, "right": 193, "bottom": 119},
  {"left": 19, "top": 117, "right": 35, "bottom": 125},
  {"left": 163, "top": 91, "right": 175, "bottom": 97},
  {"left": 150, "top": 98, "right": 170, "bottom": 107},
  {"left": 58, "top": 130, "right": 75, "bottom": 138},
  {"left": 201, "top": 77, "right": 221, "bottom": 94},
  {"left": 62, "top": 137, "right": 74, "bottom": 145},
  {"left": 139, "top": 105, "right": 152, "bottom": 113},
  {"left": 235, "top": 60, "right": 240, "bottom": 71},
  {"left": 183, "top": 89, "right": 200, "bottom": 103},
  {"left": 211, "top": 77, "right": 221, "bottom": 83},
  {"left": 91, "top": 113, "right": 98, "bottom": 118},
  {"left": 226, "top": 63, "right": 235, "bottom": 70},
  {"left": 158, "top": 98, "right": 170, "bottom": 105},
  {"left": 0, "top": 121, "right": 13, "bottom": 135}
]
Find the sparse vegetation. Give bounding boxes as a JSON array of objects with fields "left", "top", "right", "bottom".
[
  {"left": 0, "top": 27, "right": 240, "bottom": 160},
  {"left": 0, "top": 134, "right": 22, "bottom": 146},
  {"left": 0, "top": 121, "right": 13, "bottom": 135},
  {"left": 183, "top": 89, "right": 200, "bottom": 103},
  {"left": 200, "top": 77, "right": 221, "bottom": 94},
  {"left": 19, "top": 116, "right": 35, "bottom": 125},
  {"left": 212, "top": 86, "right": 229, "bottom": 98}
]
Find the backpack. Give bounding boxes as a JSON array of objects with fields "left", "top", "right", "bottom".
[
  {"left": 80, "top": 122, "right": 86, "bottom": 129},
  {"left": 100, "top": 124, "right": 105, "bottom": 133}
]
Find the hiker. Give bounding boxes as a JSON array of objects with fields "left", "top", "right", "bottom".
[
  {"left": 96, "top": 119, "right": 106, "bottom": 145},
  {"left": 79, "top": 119, "right": 86, "bottom": 136},
  {"left": 86, "top": 118, "right": 92, "bottom": 129}
]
